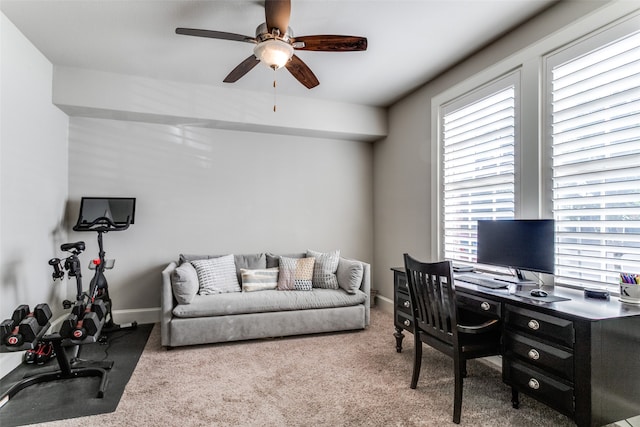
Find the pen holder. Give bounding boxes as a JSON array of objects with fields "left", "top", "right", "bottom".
[{"left": 619, "top": 273, "right": 640, "bottom": 304}]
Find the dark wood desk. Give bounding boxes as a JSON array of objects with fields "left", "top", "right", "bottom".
[{"left": 391, "top": 268, "right": 640, "bottom": 427}]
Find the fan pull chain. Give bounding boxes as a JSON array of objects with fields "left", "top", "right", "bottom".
[{"left": 273, "top": 69, "right": 277, "bottom": 112}]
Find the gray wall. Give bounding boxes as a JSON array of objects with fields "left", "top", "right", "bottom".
[
  {"left": 66, "top": 118, "right": 373, "bottom": 312},
  {"left": 0, "top": 13, "right": 69, "bottom": 377}
]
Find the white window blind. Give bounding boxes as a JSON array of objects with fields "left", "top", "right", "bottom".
[
  {"left": 442, "top": 85, "right": 516, "bottom": 264},
  {"left": 550, "top": 30, "right": 640, "bottom": 289}
]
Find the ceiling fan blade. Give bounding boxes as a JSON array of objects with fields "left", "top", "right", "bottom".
[
  {"left": 292, "top": 35, "right": 367, "bottom": 52},
  {"left": 176, "top": 28, "right": 255, "bottom": 44},
  {"left": 285, "top": 55, "right": 319, "bottom": 89},
  {"left": 223, "top": 55, "right": 261, "bottom": 83},
  {"left": 265, "top": 0, "right": 291, "bottom": 35}
]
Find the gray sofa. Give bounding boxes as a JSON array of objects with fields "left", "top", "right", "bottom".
[{"left": 161, "top": 252, "right": 371, "bottom": 348}]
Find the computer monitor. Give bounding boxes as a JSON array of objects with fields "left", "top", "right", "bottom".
[
  {"left": 75, "top": 197, "right": 136, "bottom": 227},
  {"left": 476, "top": 219, "right": 555, "bottom": 283}
]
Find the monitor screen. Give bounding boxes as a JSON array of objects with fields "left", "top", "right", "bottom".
[
  {"left": 76, "top": 197, "right": 136, "bottom": 226},
  {"left": 476, "top": 219, "right": 555, "bottom": 280}
]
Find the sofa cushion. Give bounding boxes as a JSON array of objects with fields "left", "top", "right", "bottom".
[
  {"left": 170, "top": 262, "right": 199, "bottom": 304},
  {"left": 191, "top": 255, "right": 241, "bottom": 295},
  {"left": 307, "top": 249, "right": 340, "bottom": 289},
  {"left": 265, "top": 252, "right": 306, "bottom": 268},
  {"left": 172, "top": 288, "right": 367, "bottom": 318},
  {"left": 278, "top": 256, "right": 315, "bottom": 291},
  {"left": 336, "top": 259, "right": 364, "bottom": 294},
  {"left": 180, "top": 253, "right": 266, "bottom": 282},
  {"left": 241, "top": 268, "right": 279, "bottom": 292}
]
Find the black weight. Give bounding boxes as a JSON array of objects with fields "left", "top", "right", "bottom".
[
  {"left": 18, "top": 316, "right": 41, "bottom": 344},
  {"left": 81, "top": 312, "right": 101, "bottom": 337},
  {"left": 0, "top": 319, "right": 15, "bottom": 341},
  {"left": 34, "top": 303, "right": 53, "bottom": 326},
  {"left": 90, "top": 299, "right": 106, "bottom": 321},
  {"left": 4, "top": 329, "right": 23, "bottom": 346},
  {"left": 71, "top": 301, "right": 87, "bottom": 318},
  {"left": 59, "top": 313, "right": 78, "bottom": 338},
  {"left": 12, "top": 304, "right": 30, "bottom": 324}
]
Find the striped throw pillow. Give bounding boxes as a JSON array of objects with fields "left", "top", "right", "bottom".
[{"left": 240, "top": 268, "right": 279, "bottom": 292}]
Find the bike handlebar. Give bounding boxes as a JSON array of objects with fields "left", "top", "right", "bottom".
[{"left": 73, "top": 215, "right": 130, "bottom": 232}]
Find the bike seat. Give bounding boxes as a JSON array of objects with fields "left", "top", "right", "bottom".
[{"left": 61, "top": 241, "right": 85, "bottom": 252}]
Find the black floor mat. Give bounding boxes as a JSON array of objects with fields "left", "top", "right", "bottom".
[{"left": 0, "top": 323, "right": 153, "bottom": 426}]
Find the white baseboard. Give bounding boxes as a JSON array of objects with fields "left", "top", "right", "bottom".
[
  {"left": 111, "top": 307, "right": 160, "bottom": 326},
  {"left": 375, "top": 295, "right": 394, "bottom": 314}
]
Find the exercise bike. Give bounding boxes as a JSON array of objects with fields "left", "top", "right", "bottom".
[{"left": 72, "top": 206, "right": 137, "bottom": 333}]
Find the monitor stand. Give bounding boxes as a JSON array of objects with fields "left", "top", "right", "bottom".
[{"left": 493, "top": 269, "right": 536, "bottom": 285}]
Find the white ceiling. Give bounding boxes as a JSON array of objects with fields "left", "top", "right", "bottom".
[{"left": 1, "top": 0, "right": 557, "bottom": 108}]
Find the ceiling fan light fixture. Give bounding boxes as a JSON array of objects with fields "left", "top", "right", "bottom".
[{"left": 254, "top": 39, "right": 293, "bottom": 70}]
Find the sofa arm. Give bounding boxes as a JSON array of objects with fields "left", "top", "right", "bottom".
[
  {"left": 338, "top": 257, "right": 371, "bottom": 326},
  {"left": 360, "top": 261, "right": 371, "bottom": 326},
  {"left": 161, "top": 262, "right": 177, "bottom": 347}
]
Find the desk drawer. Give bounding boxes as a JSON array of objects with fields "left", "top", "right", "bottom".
[
  {"left": 457, "top": 292, "right": 501, "bottom": 318},
  {"left": 504, "top": 360, "right": 574, "bottom": 417},
  {"left": 504, "top": 305, "right": 574, "bottom": 348},
  {"left": 504, "top": 331, "right": 574, "bottom": 382},
  {"left": 396, "top": 311, "right": 414, "bottom": 333},
  {"left": 396, "top": 294, "right": 412, "bottom": 315},
  {"left": 395, "top": 275, "right": 409, "bottom": 296}
]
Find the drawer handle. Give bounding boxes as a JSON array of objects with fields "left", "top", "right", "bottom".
[
  {"left": 403, "top": 319, "right": 411, "bottom": 327},
  {"left": 528, "top": 378, "right": 540, "bottom": 390},
  {"left": 480, "top": 301, "right": 491, "bottom": 311},
  {"left": 527, "top": 319, "right": 540, "bottom": 330},
  {"left": 403, "top": 301, "right": 411, "bottom": 308},
  {"left": 405, "top": 283, "right": 409, "bottom": 289},
  {"left": 528, "top": 349, "right": 540, "bottom": 360}
]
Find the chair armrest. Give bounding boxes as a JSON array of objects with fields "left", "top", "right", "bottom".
[{"left": 457, "top": 319, "right": 499, "bottom": 334}]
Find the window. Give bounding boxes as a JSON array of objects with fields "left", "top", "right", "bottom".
[
  {"left": 547, "top": 27, "right": 640, "bottom": 289},
  {"left": 441, "top": 75, "right": 518, "bottom": 265}
]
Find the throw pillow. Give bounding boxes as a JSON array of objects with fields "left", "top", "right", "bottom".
[
  {"left": 180, "top": 253, "right": 266, "bottom": 283},
  {"left": 307, "top": 249, "right": 340, "bottom": 289},
  {"left": 277, "top": 256, "right": 315, "bottom": 291},
  {"left": 336, "top": 259, "right": 364, "bottom": 294},
  {"left": 241, "top": 268, "right": 279, "bottom": 292},
  {"left": 191, "top": 254, "right": 241, "bottom": 295},
  {"left": 170, "top": 262, "right": 199, "bottom": 304}
]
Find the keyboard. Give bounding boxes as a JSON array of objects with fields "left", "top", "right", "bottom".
[{"left": 455, "top": 274, "right": 508, "bottom": 289}]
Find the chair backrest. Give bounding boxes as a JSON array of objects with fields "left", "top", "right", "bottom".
[{"left": 403, "top": 254, "right": 458, "bottom": 348}]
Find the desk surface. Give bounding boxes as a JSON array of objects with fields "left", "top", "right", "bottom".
[{"left": 391, "top": 267, "right": 640, "bottom": 322}]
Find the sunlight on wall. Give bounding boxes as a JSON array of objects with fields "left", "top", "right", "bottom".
[{"left": 67, "top": 117, "right": 373, "bottom": 311}]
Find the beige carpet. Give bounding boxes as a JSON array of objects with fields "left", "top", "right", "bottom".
[{"left": 31, "top": 308, "right": 575, "bottom": 426}]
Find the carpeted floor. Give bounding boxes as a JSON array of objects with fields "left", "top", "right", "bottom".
[{"left": 22, "top": 308, "right": 580, "bottom": 426}]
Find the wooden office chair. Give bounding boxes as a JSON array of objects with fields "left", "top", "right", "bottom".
[{"left": 403, "top": 253, "right": 501, "bottom": 424}]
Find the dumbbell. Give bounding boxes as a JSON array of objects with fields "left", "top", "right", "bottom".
[
  {"left": 91, "top": 299, "right": 106, "bottom": 321},
  {"left": 60, "top": 300, "right": 88, "bottom": 338},
  {"left": 33, "top": 303, "right": 53, "bottom": 326},
  {"left": 60, "top": 308, "right": 102, "bottom": 340},
  {"left": 71, "top": 301, "right": 87, "bottom": 318},
  {"left": 0, "top": 304, "right": 29, "bottom": 342},
  {"left": 1, "top": 303, "right": 52, "bottom": 346}
]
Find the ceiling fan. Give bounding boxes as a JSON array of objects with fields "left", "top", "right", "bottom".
[{"left": 175, "top": 0, "right": 367, "bottom": 89}]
